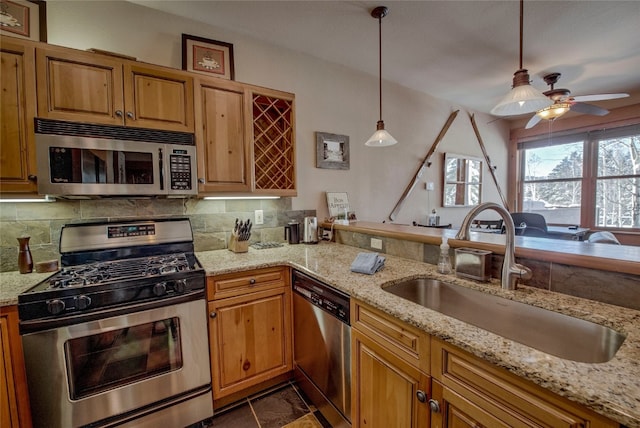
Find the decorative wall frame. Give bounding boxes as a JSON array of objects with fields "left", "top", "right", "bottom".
[
  {"left": 316, "top": 132, "right": 349, "bottom": 170},
  {"left": 0, "top": 0, "right": 47, "bottom": 42},
  {"left": 182, "top": 33, "right": 235, "bottom": 80}
]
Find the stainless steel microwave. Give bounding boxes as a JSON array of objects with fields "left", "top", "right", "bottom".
[{"left": 35, "top": 119, "right": 197, "bottom": 198}]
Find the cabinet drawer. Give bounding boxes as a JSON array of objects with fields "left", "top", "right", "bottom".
[
  {"left": 431, "top": 338, "right": 618, "bottom": 428},
  {"left": 208, "top": 267, "right": 289, "bottom": 300},
  {"left": 351, "top": 300, "right": 429, "bottom": 373}
]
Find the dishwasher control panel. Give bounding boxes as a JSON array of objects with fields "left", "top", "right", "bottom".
[{"left": 293, "top": 271, "right": 350, "bottom": 324}]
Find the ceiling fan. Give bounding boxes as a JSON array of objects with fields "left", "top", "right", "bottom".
[{"left": 525, "top": 72, "right": 629, "bottom": 129}]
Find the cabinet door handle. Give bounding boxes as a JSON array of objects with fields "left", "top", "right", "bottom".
[
  {"left": 416, "top": 390, "right": 428, "bottom": 403},
  {"left": 209, "top": 311, "right": 217, "bottom": 318},
  {"left": 428, "top": 398, "right": 441, "bottom": 413},
  {"left": 126, "top": 111, "right": 135, "bottom": 119},
  {"left": 115, "top": 110, "right": 123, "bottom": 117},
  {"left": 198, "top": 178, "right": 205, "bottom": 184},
  {"left": 28, "top": 175, "right": 37, "bottom": 182}
]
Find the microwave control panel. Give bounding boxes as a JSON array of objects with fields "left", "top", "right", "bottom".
[{"left": 169, "top": 151, "right": 193, "bottom": 190}]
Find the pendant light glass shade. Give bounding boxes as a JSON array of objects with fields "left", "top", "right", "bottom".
[
  {"left": 366, "top": 6, "right": 397, "bottom": 147},
  {"left": 365, "top": 121, "right": 397, "bottom": 147},
  {"left": 491, "top": 1, "right": 552, "bottom": 117},
  {"left": 491, "top": 70, "right": 553, "bottom": 116}
]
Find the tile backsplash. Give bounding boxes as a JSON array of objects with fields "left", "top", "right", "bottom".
[{"left": 0, "top": 198, "right": 314, "bottom": 272}]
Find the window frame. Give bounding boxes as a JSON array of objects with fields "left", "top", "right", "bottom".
[{"left": 515, "top": 124, "right": 640, "bottom": 231}]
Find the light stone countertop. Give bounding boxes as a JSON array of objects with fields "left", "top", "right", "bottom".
[
  {"left": 1, "top": 242, "right": 638, "bottom": 426},
  {"left": 197, "top": 242, "right": 640, "bottom": 428}
]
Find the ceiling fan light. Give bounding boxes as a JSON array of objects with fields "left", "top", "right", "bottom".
[
  {"left": 536, "top": 102, "right": 571, "bottom": 120},
  {"left": 491, "top": 70, "right": 553, "bottom": 116},
  {"left": 365, "top": 121, "right": 397, "bottom": 147}
]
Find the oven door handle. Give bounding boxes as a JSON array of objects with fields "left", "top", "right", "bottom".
[{"left": 19, "top": 289, "right": 205, "bottom": 334}]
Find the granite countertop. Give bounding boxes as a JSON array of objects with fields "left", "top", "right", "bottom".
[
  {"left": 197, "top": 242, "right": 640, "bottom": 428},
  {"left": 1, "top": 243, "right": 638, "bottom": 426}
]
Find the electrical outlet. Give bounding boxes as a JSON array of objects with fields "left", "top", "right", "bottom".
[
  {"left": 254, "top": 210, "right": 264, "bottom": 225},
  {"left": 426, "top": 181, "right": 435, "bottom": 191},
  {"left": 370, "top": 238, "right": 383, "bottom": 250}
]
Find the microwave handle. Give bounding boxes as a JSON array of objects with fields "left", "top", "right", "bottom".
[{"left": 158, "top": 147, "right": 165, "bottom": 191}]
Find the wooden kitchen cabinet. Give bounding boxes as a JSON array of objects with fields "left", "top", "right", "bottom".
[
  {"left": 351, "top": 300, "right": 431, "bottom": 428},
  {"left": 195, "top": 77, "right": 251, "bottom": 192},
  {"left": 36, "top": 45, "right": 194, "bottom": 132},
  {"left": 207, "top": 267, "right": 292, "bottom": 402},
  {"left": 0, "top": 37, "right": 38, "bottom": 194},
  {"left": 430, "top": 337, "right": 619, "bottom": 428},
  {"left": 1, "top": 306, "right": 32, "bottom": 428},
  {"left": 249, "top": 86, "right": 296, "bottom": 196}
]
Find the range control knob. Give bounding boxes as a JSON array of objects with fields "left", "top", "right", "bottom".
[
  {"left": 174, "top": 279, "right": 187, "bottom": 293},
  {"left": 76, "top": 295, "right": 92, "bottom": 310},
  {"left": 47, "top": 299, "right": 65, "bottom": 315},
  {"left": 153, "top": 282, "right": 167, "bottom": 296}
]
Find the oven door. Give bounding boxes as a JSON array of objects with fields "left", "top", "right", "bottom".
[{"left": 21, "top": 299, "right": 212, "bottom": 428}]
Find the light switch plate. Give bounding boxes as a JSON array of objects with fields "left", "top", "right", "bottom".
[{"left": 255, "top": 210, "right": 264, "bottom": 225}]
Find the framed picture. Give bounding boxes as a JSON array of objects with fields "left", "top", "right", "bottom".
[
  {"left": 326, "top": 192, "right": 350, "bottom": 219},
  {"left": 182, "top": 34, "right": 235, "bottom": 80},
  {"left": 0, "top": 0, "right": 47, "bottom": 42},
  {"left": 316, "top": 132, "right": 349, "bottom": 170}
]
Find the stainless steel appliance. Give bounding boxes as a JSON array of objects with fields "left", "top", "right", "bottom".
[
  {"left": 302, "top": 216, "right": 318, "bottom": 244},
  {"left": 35, "top": 118, "right": 197, "bottom": 198},
  {"left": 18, "top": 218, "right": 213, "bottom": 428},
  {"left": 292, "top": 270, "right": 351, "bottom": 427},
  {"left": 284, "top": 220, "right": 301, "bottom": 244}
]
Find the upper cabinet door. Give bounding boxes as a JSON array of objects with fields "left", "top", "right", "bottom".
[
  {"left": 195, "top": 78, "right": 251, "bottom": 193},
  {"left": 36, "top": 45, "right": 195, "bottom": 132},
  {"left": 0, "top": 38, "right": 38, "bottom": 193},
  {"left": 36, "top": 46, "right": 125, "bottom": 125},
  {"left": 124, "top": 64, "right": 194, "bottom": 132}
]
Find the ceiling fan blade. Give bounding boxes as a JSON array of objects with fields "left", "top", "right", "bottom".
[
  {"left": 570, "top": 102, "right": 609, "bottom": 116},
  {"left": 525, "top": 114, "right": 542, "bottom": 129},
  {"left": 571, "top": 93, "right": 629, "bottom": 102}
]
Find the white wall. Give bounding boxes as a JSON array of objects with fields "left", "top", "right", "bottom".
[{"left": 46, "top": 0, "right": 510, "bottom": 227}]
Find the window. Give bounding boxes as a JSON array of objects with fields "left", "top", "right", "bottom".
[{"left": 518, "top": 125, "right": 640, "bottom": 230}]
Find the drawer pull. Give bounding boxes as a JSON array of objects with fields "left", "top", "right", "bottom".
[
  {"left": 428, "top": 399, "right": 441, "bottom": 413},
  {"left": 416, "top": 390, "right": 428, "bottom": 403},
  {"left": 249, "top": 278, "right": 256, "bottom": 285}
]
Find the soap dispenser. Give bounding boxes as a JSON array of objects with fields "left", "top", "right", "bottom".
[{"left": 437, "top": 236, "right": 452, "bottom": 274}]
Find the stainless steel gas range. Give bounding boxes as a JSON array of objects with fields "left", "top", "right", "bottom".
[{"left": 18, "top": 218, "right": 213, "bottom": 428}]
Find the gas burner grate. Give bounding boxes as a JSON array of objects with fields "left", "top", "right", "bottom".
[{"left": 48, "top": 253, "right": 192, "bottom": 289}]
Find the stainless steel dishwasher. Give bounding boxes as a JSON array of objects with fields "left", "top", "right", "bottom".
[{"left": 292, "top": 270, "right": 351, "bottom": 428}]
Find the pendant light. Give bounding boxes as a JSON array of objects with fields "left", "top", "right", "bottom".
[
  {"left": 490, "top": 0, "right": 552, "bottom": 116},
  {"left": 365, "top": 6, "right": 397, "bottom": 147}
]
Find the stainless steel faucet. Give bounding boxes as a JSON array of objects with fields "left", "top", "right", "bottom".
[{"left": 455, "top": 202, "right": 532, "bottom": 290}]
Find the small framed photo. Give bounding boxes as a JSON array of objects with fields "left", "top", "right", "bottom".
[
  {"left": 316, "top": 132, "right": 349, "bottom": 170},
  {"left": 0, "top": 0, "right": 47, "bottom": 42},
  {"left": 182, "top": 34, "right": 235, "bottom": 80}
]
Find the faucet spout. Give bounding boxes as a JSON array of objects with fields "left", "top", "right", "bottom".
[{"left": 455, "top": 202, "right": 532, "bottom": 290}]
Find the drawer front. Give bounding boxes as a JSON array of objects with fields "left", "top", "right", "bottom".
[
  {"left": 431, "top": 338, "right": 616, "bottom": 428},
  {"left": 351, "top": 300, "right": 429, "bottom": 373},
  {"left": 208, "top": 267, "right": 288, "bottom": 300}
]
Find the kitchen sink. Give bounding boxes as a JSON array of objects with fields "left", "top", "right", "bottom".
[{"left": 383, "top": 278, "right": 625, "bottom": 363}]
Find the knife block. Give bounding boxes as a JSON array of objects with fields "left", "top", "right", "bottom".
[{"left": 228, "top": 234, "right": 249, "bottom": 253}]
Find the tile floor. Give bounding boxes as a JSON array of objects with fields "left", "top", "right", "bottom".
[{"left": 198, "top": 382, "right": 332, "bottom": 428}]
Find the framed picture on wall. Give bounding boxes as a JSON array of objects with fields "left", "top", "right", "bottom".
[
  {"left": 0, "top": 0, "right": 47, "bottom": 42},
  {"left": 182, "top": 33, "right": 235, "bottom": 80},
  {"left": 316, "top": 132, "right": 350, "bottom": 170}
]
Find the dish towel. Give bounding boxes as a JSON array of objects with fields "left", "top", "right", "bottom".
[{"left": 350, "top": 252, "right": 385, "bottom": 275}]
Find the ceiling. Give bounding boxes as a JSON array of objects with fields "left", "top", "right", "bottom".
[{"left": 132, "top": 0, "right": 640, "bottom": 120}]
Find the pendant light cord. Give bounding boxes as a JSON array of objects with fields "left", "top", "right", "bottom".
[
  {"left": 519, "top": 0, "right": 524, "bottom": 70},
  {"left": 378, "top": 13, "right": 383, "bottom": 122}
]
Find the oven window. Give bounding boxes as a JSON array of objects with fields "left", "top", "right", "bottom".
[
  {"left": 65, "top": 317, "right": 183, "bottom": 400},
  {"left": 49, "top": 147, "right": 154, "bottom": 185}
]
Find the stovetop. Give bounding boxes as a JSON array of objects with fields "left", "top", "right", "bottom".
[{"left": 18, "top": 219, "right": 206, "bottom": 328}]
